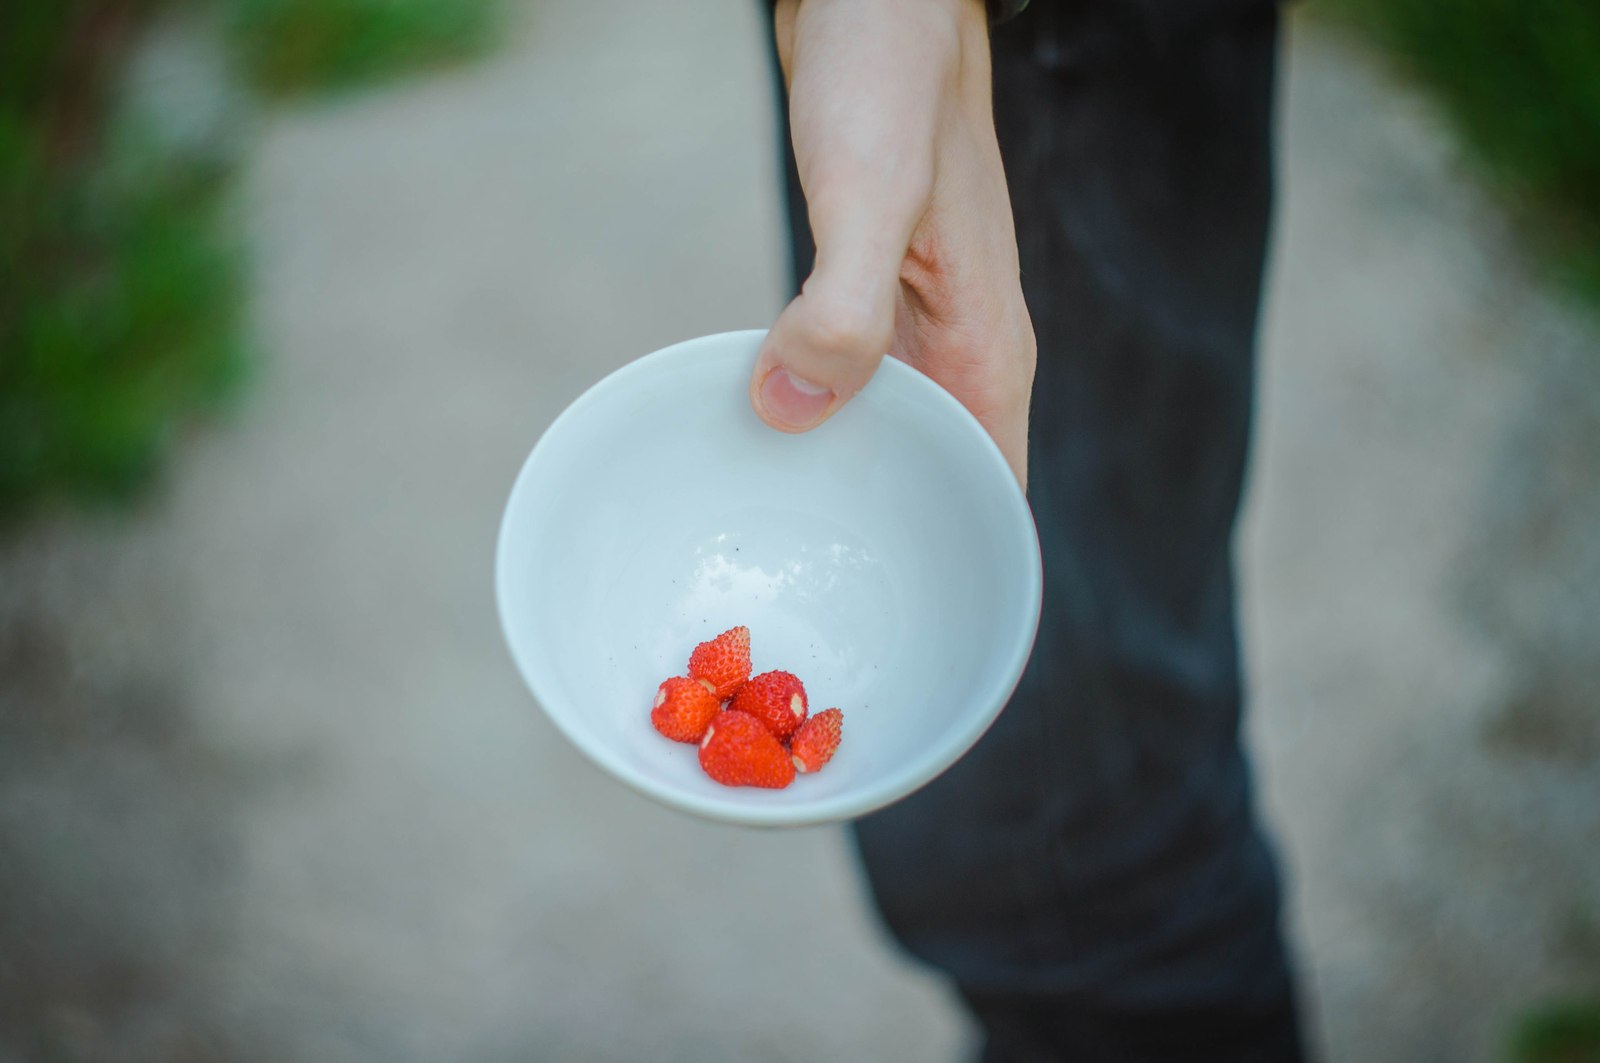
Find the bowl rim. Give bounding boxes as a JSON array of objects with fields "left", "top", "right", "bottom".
[{"left": 494, "top": 329, "right": 1042, "bottom": 827}]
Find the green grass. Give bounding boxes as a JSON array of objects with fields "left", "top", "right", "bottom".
[
  {"left": 0, "top": 0, "right": 247, "bottom": 521},
  {"left": 1509, "top": 999, "right": 1600, "bottom": 1063},
  {"left": 1315, "top": 0, "right": 1600, "bottom": 308},
  {"left": 0, "top": 0, "right": 499, "bottom": 524},
  {"left": 0, "top": 117, "right": 247, "bottom": 520},
  {"left": 225, "top": 0, "right": 497, "bottom": 96}
]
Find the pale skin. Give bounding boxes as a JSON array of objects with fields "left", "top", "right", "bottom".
[{"left": 749, "top": 0, "right": 1037, "bottom": 490}]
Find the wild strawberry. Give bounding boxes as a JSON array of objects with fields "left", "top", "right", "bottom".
[
  {"left": 688, "top": 625, "right": 751, "bottom": 700},
  {"left": 650, "top": 676, "right": 721, "bottom": 743},
  {"left": 790, "top": 708, "right": 843, "bottom": 773},
  {"left": 730, "top": 670, "right": 808, "bottom": 739},
  {"left": 698, "top": 710, "right": 795, "bottom": 789}
]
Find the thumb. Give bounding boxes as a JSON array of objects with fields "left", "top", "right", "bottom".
[
  {"left": 750, "top": 239, "right": 902, "bottom": 432},
  {"left": 750, "top": 0, "right": 945, "bottom": 432}
]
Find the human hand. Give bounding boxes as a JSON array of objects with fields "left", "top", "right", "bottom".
[{"left": 750, "top": 0, "right": 1036, "bottom": 489}]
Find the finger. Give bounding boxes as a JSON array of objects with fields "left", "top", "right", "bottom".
[
  {"left": 750, "top": 243, "right": 902, "bottom": 431},
  {"left": 750, "top": 0, "right": 950, "bottom": 431}
]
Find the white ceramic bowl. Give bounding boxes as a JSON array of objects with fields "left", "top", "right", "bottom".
[{"left": 495, "top": 330, "right": 1041, "bottom": 826}]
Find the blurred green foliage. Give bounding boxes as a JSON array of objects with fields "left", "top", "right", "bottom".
[
  {"left": 1509, "top": 998, "right": 1600, "bottom": 1062},
  {"left": 1, "top": 0, "right": 497, "bottom": 523},
  {"left": 0, "top": 122, "right": 245, "bottom": 518},
  {"left": 1319, "top": 0, "right": 1600, "bottom": 306},
  {"left": 0, "top": 1, "right": 246, "bottom": 521},
  {"left": 226, "top": 0, "right": 497, "bottom": 96}
]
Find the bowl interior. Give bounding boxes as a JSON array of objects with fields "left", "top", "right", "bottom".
[{"left": 496, "top": 330, "right": 1040, "bottom": 825}]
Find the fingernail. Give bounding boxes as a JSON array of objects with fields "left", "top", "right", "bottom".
[{"left": 758, "top": 367, "right": 834, "bottom": 429}]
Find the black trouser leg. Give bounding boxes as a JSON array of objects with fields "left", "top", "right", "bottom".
[{"left": 767, "top": 4, "right": 1304, "bottom": 1059}]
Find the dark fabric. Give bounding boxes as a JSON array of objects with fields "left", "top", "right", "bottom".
[
  {"left": 992, "top": 2, "right": 1279, "bottom": 74},
  {"left": 964, "top": 988, "right": 1305, "bottom": 1063},
  {"left": 766, "top": 3, "right": 1303, "bottom": 1060},
  {"left": 988, "top": 0, "right": 1032, "bottom": 24}
]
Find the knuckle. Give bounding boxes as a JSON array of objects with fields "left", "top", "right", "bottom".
[{"left": 798, "top": 294, "right": 893, "bottom": 362}]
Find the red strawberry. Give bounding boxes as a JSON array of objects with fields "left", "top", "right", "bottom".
[
  {"left": 790, "top": 708, "right": 843, "bottom": 774},
  {"left": 698, "top": 710, "right": 795, "bottom": 789},
  {"left": 688, "top": 625, "right": 752, "bottom": 700},
  {"left": 730, "top": 670, "right": 808, "bottom": 740},
  {"left": 650, "top": 676, "right": 721, "bottom": 743}
]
